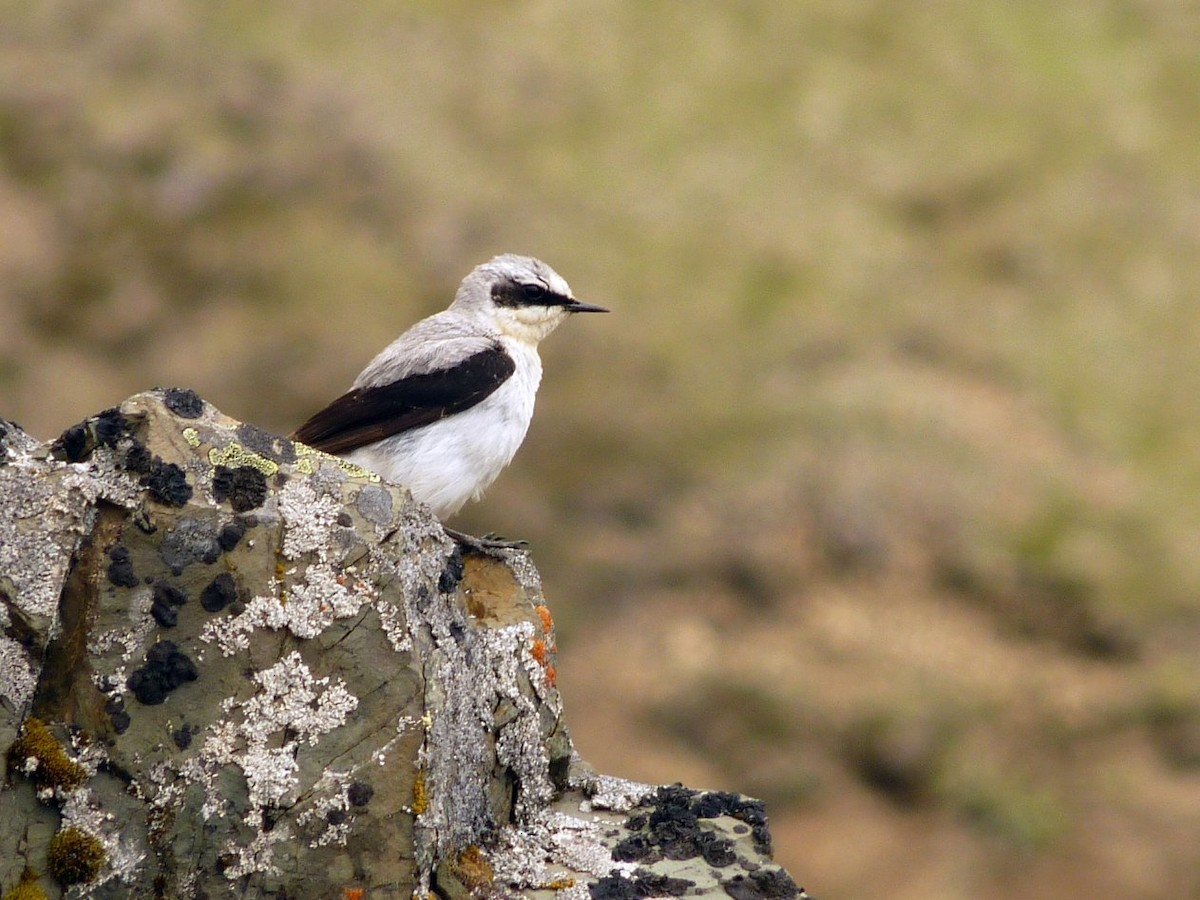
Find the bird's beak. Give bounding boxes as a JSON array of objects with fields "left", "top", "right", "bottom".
[{"left": 564, "top": 298, "right": 609, "bottom": 313}]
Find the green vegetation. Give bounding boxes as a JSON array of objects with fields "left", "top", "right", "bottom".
[
  {"left": 45, "top": 827, "right": 105, "bottom": 887},
  {"left": 1, "top": 870, "right": 48, "bottom": 900},
  {"left": 2, "top": 2, "right": 1199, "bottom": 897},
  {"left": 7, "top": 718, "right": 87, "bottom": 793}
]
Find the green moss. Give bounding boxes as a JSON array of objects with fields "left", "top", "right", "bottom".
[
  {"left": 46, "top": 827, "right": 106, "bottom": 887},
  {"left": 6, "top": 718, "right": 88, "bottom": 792},
  {"left": 1, "top": 869, "right": 49, "bottom": 900}
]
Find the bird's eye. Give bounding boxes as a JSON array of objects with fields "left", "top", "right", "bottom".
[{"left": 521, "top": 283, "right": 546, "bottom": 302}]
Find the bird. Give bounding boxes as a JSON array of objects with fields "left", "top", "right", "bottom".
[{"left": 291, "top": 254, "right": 608, "bottom": 550}]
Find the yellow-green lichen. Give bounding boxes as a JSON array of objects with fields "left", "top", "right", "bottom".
[
  {"left": 1, "top": 869, "right": 48, "bottom": 900},
  {"left": 182, "top": 427, "right": 201, "bottom": 447},
  {"left": 7, "top": 718, "right": 87, "bottom": 792},
  {"left": 208, "top": 441, "right": 279, "bottom": 476},
  {"left": 293, "top": 443, "right": 380, "bottom": 482},
  {"left": 46, "top": 827, "right": 106, "bottom": 887}
]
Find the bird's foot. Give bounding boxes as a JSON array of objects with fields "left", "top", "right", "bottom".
[{"left": 444, "top": 527, "right": 528, "bottom": 556}]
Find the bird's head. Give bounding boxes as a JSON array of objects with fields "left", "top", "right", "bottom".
[{"left": 454, "top": 254, "right": 608, "bottom": 343}]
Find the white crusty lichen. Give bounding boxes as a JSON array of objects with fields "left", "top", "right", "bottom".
[
  {"left": 0, "top": 427, "right": 139, "bottom": 694},
  {"left": 278, "top": 475, "right": 344, "bottom": 560},
  {"left": 489, "top": 807, "right": 635, "bottom": 892},
  {"left": 200, "top": 563, "right": 376, "bottom": 655},
  {"left": 577, "top": 770, "right": 655, "bottom": 814},
  {"left": 376, "top": 598, "right": 412, "bottom": 653},
  {"left": 60, "top": 789, "right": 148, "bottom": 887},
  {"left": 0, "top": 441, "right": 142, "bottom": 709},
  {"left": 494, "top": 620, "right": 556, "bottom": 815},
  {"left": 219, "top": 817, "right": 291, "bottom": 880},
  {"left": 379, "top": 536, "right": 566, "bottom": 879},
  {"left": 0, "top": 623, "right": 37, "bottom": 711},
  {"left": 0, "top": 459, "right": 89, "bottom": 621},
  {"left": 296, "top": 770, "right": 354, "bottom": 848},
  {"left": 87, "top": 584, "right": 156, "bottom": 661},
  {"left": 186, "top": 652, "right": 358, "bottom": 828},
  {"left": 246, "top": 652, "right": 358, "bottom": 745},
  {"left": 59, "top": 451, "right": 143, "bottom": 509}
]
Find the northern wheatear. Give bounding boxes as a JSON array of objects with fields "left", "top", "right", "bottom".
[{"left": 292, "top": 254, "right": 607, "bottom": 548}]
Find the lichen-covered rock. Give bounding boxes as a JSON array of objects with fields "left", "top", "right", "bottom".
[{"left": 0, "top": 390, "right": 802, "bottom": 899}]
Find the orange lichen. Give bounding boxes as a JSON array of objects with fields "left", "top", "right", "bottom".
[
  {"left": 343, "top": 889, "right": 365, "bottom": 900},
  {"left": 545, "top": 665, "right": 557, "bottom": 689},
  {"left": 412, "top": 768, "right": 428, "bottom": 815},
  {"left": 454, "top": 845, "right": 495, "bottom": 890},
  {"left": 535, "top": 604, "right": 554, "bottom": 635},
  {"left": 7, "top": 718, "right": 87, "bottom": 792},
  {"left": 530, "top": 638, "right": 548, "bottom": 667}
]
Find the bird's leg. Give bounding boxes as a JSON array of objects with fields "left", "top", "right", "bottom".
[{"left": 443, "top": 527, "right": 528, "bottom": 555}]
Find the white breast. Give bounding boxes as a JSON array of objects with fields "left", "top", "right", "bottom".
[{"left": 344, "top": 339, "right": 543, "bottom": 519}]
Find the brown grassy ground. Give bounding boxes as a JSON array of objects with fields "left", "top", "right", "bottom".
[{"left": 3, "top": 2, "right": 1200, "bottom": 897}]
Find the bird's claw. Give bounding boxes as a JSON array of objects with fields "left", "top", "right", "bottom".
[
  {"left": 444, "top": 527, "right": 528, "bottom": 555},
  {"left": 482, "top": 531, "right": 528, "bottom": 547}
]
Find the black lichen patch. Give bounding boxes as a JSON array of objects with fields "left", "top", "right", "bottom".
[
  {"left": 151, "top": 580, "right": 188, "bottom": 624},
  {"left": 160, "top": 520, "right": 222, "bottom": 571},
  {"left": 106, "top": 546, "right": 139, "bottom": 588},
  {"left": 160, "top": 387, "right": 205, "bottom": 419},
  {"left": 93, "top": 408, "right": 128, "bottom": 445},
  {"left": 140, "top": 458, "right": 193, "bottom": 507},
  {"left": 217, "top": 520, "right": 247, "bottom": 552},
  {"left": 347, "top": 780, "right": 374, "bottom": 807},
  {"left": 200, "top": 573, "right": 239, "bottom": 613},
  {"left": 212, "top": 464, "right": 268, "bottom": 512},
  {"left": 7, "top": 717, "right": 88, "bottom": 791},
  {"left": 127, "top": 641, "right": 199, "bottom": 705},
  {"left": 123, "top": 442, "right": 153, "bottom": 476},
  {"left": 590, "top": 870, "right": 695, "bottom": 900},
  {"left": 439, "top": 546, "right": 465, "bottom": 594},
  {"left": 326, "top": 807, "right": 348, "bottom": 826},
  {"left": 53, "top": 423, "right": 90, "bottom": 463},
  {"left": 51, "top": 408, "right": 130, "bottom": 463},
  {"left": 614, "top": 785, "right": 749, "bottom": 867},
  {"left": 687, "top": 787, "right": 772, "bottom": 856},
  {"left": 722, "top": 869, "right": 802, "bottom": 900},
  {"left": 150, "top": 599, "right": 178, "bottom": 628},
  {"left": 105, "top": 695, "right": 131, "bottom": 735},
  {"left": 237, "top": 422, "right": 297, "bottom": 465},
  {"left": 172, "top": 724, "right": 193, "bottom": 750}
]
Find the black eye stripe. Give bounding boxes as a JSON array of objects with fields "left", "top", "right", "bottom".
[{"left": 491, "top": 279, "right": 570, "bottom": 308}]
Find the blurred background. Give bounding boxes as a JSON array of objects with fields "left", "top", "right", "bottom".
[{"left": 3, "top": 2, "right": 1200, "bottom": 897}]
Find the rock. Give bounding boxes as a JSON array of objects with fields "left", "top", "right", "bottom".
[{"left": 0, "top": 390, "right": 804, "bottom": 898}]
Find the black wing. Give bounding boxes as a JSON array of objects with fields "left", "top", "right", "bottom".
[{"left": 291, "top": 345, "right": 516, "bottom": 454}]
